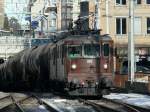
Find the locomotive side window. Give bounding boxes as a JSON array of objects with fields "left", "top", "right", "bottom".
[
  {"left": 68, "top": 45, "right": 82, "bottom": 57},
  {"left": 62, "top": 45, "right": 67, "bottom": 64},
  {"left": 62, "top": 45, "right": 67, "bottom": 58},
  {"left": 84, "top": 44, "right": 100, "bottom": 57},
  {"left": 103, "top": 44, "right": 110, "bottom": 56},
  {"left": 53, "top": 47, "right": 57, "bottom": 64},
  {"left": 52, "top": 48, "right": 55, "bottom": 64},
  {"left": 57, "top": 47, "right": 59, "bottom": 59}
]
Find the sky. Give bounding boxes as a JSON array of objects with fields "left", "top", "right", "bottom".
[{"left": 5, "top": 0, "right": 29, "bottom": 25}]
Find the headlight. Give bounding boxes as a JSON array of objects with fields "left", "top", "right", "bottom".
[
  {"left": 71, "top": 64, "right": 77, "bottom": 69},
  {"left": 95, "top": 82, "right": 98, "bottom": 85},
  {"left": 104, "top": 63, "right": 108, "bottom": 69}
]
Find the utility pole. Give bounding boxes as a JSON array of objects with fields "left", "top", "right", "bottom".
[
  {"left": 105, "top": 0, "right": 109, "bottom": 34},
  {"left": 95, "top": 0, "right": 100, "bottom": 30},
  {"left": 29, "top": 1, "right": 32, "bottom": 38},
  {"left": 128, "top": 0, "right": 135, "bottom": 84},
  {"left": 65, "top": 2, "right": 68, "bottom": 30}
]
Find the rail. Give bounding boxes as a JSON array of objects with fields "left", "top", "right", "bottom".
[
  {"left": 0, "top": 94, "right": 28, "bottom": 111},
  {"left": 0, "top": 93, "right": 61, "bottom": 112},
  {"left": 32, "top": 94, "right": 61, "bottom": 112},
  {"left": 108, "top": 98, "right": 150, "bottom": 112},
  {"left": 79, "top": 98, "right": 141, "bottom": 112},
  {"left": 0, "top": 95, "right": 11, "bottom": 100}
]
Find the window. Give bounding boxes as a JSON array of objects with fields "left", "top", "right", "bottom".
[
  {"left": 61, "top": 45, "right": 66, "bottom": 64},
  {"left": 50, "top": 19, "right": 56, "bottom": 27},
  {"left": 147, "top": 18, "right": 150, "bottom": 34},
  {"left": 116, "top": 0, "right": 126, "bottom": 5},
  {"left": 117, "top": 48, "right": 128, "bottom": 56},
  {"left": 61, "top": 0, "right": 66, "bottom": 2},
  {"left": 68, "top": 45, "right": 82, "bottom": 57},
  {"left": 84, "top": 44, "right": 100, "bottom": 57},
  {"left": 52, "top": 0, "right": 56, "bottom": 3},
  {"left": 74, "top": 0, "right": 80, "bottom": 4},
  {"left": 67, "top": 0, "right": 73, "bottom": 3},
  {"left": 116, "top": 18, "right": 126, "bottom": 35},
  {"left": 146, "top": 0, "right": 150, "bottom": 4},
  {"left": 135, "top": 0, "right": 141, "bottom": 4},
  {"left": 57, "top": 46, "right": 60, "bottom": 58},
  {"left": 103, "top": 44, "right": 109, "bottom": 56},
  {"left": 134, "top": 17, "right": 141, "bottom": 35}
]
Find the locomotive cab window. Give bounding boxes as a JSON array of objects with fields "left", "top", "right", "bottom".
[
  {"left": 103, "top": 44, "right": 110, "bottom": 56},
  {"left": 68, "top": 45, "right": 82, "bottom": 57},
  {"left": 84, "top": 44, "right": 100, "bottom": 57}
]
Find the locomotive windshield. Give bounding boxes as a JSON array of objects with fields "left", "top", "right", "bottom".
[
  {"left": 84, "top": 44, "right": 100, "bottom": 57},
  {"left": 68, "top": 45, "right": 82, "bottom": 57},
  {"left": 103, "top": 44, "right": 109, "bottom": 56}
]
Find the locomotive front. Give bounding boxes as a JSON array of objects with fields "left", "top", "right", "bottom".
[{"left": 64, "top": 35, "right": 113, "bottom": 96}]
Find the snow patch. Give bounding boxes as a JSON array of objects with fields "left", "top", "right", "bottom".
[{"left": 104, "top": 93, "right": 150, "bottom": 109}]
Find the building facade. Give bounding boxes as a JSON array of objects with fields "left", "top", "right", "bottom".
[
  {"left": 0, "top": 0, "right": 4, "bottom": 29},
  {"left": 99, "top": 0, "right": 150, "bottom": 53},
  {"left": 30, "top": 0, "right": 82, "bottom": 37},
  {"left": 0, "top": 36, "right": 29, "bottom": 60},
  {"left": 30, "top": 0, "right": 150, "bottom": 53}
]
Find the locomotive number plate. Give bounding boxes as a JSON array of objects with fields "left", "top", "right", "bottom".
[{"left": 87, "top": 59, "right": 93, "bottom": 64}]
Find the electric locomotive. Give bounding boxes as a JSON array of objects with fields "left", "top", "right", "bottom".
[
  {"left": 48, "top": 34, "right": 114, "bottom": 95},
  {"left": 0, "top": 33, "right": 114, "bottom": 96}
]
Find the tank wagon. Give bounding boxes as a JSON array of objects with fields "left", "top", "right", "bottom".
[{"left": 0, "top": 34, "right": 114, "bottom": 96}]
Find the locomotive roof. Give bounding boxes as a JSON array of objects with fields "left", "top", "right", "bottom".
[{"left": 62, "top": 35, "right": 99, "bottom": 43}]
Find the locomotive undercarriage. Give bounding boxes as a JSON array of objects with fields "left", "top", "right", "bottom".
[
  {"left": 67, "top": 82, "right": 98, "bottom": 96},
  {"left": 0, "top": 74, "right": 112, "bottom": 96},
  {"left": 66, "top": 83, "right": 111, "bottom": 96},
  {"left": 66, "top": 76, "right": 112, "bottom": 96}
]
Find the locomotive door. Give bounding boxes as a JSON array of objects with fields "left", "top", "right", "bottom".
[{"left": 100, "top": 37, "right": 114, "bottom": 77}]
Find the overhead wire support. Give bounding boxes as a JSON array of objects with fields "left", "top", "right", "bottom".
[
  {"left": 128, "top": 0, "right": 135, "bottom": 84},
  {"left": 105, "top": 0, "right": 109, "bottom": 34},
  {"left": 28, "top": 0, "right": 32, "bottom": 39},
  {"left": 94, "top": 0, "right": 101, "bottom": 30}
]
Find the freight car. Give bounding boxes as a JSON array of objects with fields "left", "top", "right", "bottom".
[{"left": 0, "top": 34, "right": 114, "bottom": 96}]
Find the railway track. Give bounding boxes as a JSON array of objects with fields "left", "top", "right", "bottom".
[
  {"left": 0, "top": 95, "right": 13, "bottom": 109},
  {"left": 36, "top": 93, "right": 150, "bottom": 112},
  {"left": 0, "top": 93, "right": 66, "bottom": 112},
  {"left": 1, "top": 92, "right": 150, "bottom": 112},
  {"left": 0, "top": 94, "right": 33, "bottom": 111},
  {"left": 39, "top": 93, "right": 139, "bottom": 112},
  {"left": 79, "top": 98, "right": 150, "bottom": 112},
  {"left": 105, "top": 98, "right": 150, "bottom": 112}
]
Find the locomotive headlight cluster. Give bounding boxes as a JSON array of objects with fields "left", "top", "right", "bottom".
[
  {"left": 95, "top": 82, "right": 98, "bottom": 85},
  {"left": 71, "top": 64, "right": 77, "bottom": 69},
  {"left": 104, "top": 63, "right": 108, "bottom": 69}
]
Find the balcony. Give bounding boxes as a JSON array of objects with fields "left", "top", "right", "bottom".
[
  {"left": 62, "top": 2, "right": 73, "bottom": 8},
  {"left": 44, "top": 12, "right": 49, "bottom": 17}
]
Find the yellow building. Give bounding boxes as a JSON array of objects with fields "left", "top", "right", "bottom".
[
  {"left": 99, "top": 0, "right": 150, "bottom": 52},
  {"left": 0, "top": 0, "right": 4, "bottom": 29},
  {"left": 31, "top": 0, "right": 150, "bottom": 54}
]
